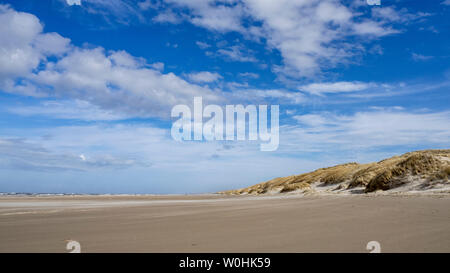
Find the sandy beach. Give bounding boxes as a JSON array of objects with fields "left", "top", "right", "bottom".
[{"left": 0, "top": 194, "right": 449, "bottom": 253}]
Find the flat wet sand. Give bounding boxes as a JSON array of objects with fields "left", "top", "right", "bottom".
[{"left": 0, "top": 194, "right": 449, "bottom": 252}]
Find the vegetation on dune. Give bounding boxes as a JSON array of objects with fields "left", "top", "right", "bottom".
[{"left": 220, "top": 150, "right": 450, "bottom": 195}]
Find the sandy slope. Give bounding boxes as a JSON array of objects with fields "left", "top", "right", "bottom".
[
  {"left": 0, "top": 194, "right": 449, "bottom": 252},
  {"left": 221, "top": 149, "right": 450, "bottom": 195}
]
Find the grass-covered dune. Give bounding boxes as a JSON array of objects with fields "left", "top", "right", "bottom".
[{"left": 221, "top": 150, "right": 450, "bottom": 195}]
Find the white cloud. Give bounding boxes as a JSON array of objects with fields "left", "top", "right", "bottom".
[
  {"left": 31, "top": 47, "right": 221, "bottom": 117},
  {"left": 0, "top": 5, "right": 72, "bottom": 98},
  {"left": 0, "top": 5, "right": 222, "bottom": 118},
  {"left": 150, "top": 62, "right": 165, "bottom": 71},
  {"left": 371, "top": 6, "right": 430, "bottom": 24},
  {"left": 0, "top": 138, "right": 141, "bottom": 171},
  {"left": 411, "top": 53, "right": 433, "bottom": 62},
  {"left": 138, "top": 0, "right": 158, "bottom": 10},
  {"left": 33, "top": 32, "right": 71, "bottom": 55},
  {"left": 441, "top": 0, "right": 450, "bottom": 6},
  {"left": 352, "top": 20, "right": 397, "bottom": 36},
  {"left": 238, "top": 72, "right": 259, "bottom": 79},
  {"left": 53, "top": 1, "right": 431, "bottom": 80},
  {"left": 108, "top": 50, "right": 145, "bottom": 68},
  {"left": 54, "top": 1, "right": 431, "bottom": 79},
  {"left": 293, "top": 114, "right": 329, "bottom": 127},
  {"left": 65, "top": 0, "right": 146, "bottom": 26},
  {"left": 152, "top": 1, "right": 428, "bottom": 79},
  {"left": 196, "top": 41, "right": 211, "bottom": 49},
  {"left": 187, "top": 71, "right": 222, "bottom": 83},
  {"left": 298, "top": 81, "right": 372, "bottom": 95},
  {"left": 153, "top": 9, "right": 182, "bottom": 23},
  {"left": 217, "top": 44, "right": 257, "bottom": 63},
  {"left": 66, "top": 0, "right": 81, "bottom": 6},
  {"left": 0, "top": 5, "right": 69, "bottom": 80},
  {"left": 166, "top": 0, "right": 245, "bottom": 32},
  {"left": 211, "top": 0, "right": 393, "bottom": 76}
]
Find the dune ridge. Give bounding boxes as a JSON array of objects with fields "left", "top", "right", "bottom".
[{"left": 220, "top": 149, "right": 450, "bottom": 195}]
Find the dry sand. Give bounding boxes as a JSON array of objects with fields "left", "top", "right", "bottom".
[{"left": 0, "top": 194, "right": 449, "bottom": 252}]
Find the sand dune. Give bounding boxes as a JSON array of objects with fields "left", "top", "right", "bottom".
[{"left": 220, "top": 149, "right": 450, "bottom": 195}]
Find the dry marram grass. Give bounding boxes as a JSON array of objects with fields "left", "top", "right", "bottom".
[{"left": 220, "top": 149, "right": 450, "bottom": 195}]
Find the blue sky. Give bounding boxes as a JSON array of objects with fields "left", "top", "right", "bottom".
[{"left": 0, "top": 0, "right": 449, "bottom": 194}]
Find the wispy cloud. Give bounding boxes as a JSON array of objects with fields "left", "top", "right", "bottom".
[
  {"left": 196, "top": 41, "right": 211, "bottom": 49},
  {"left": 0, "top": 138, "right": 144, "bottom": 171},
  {"left": 238, "top": 72, "right": 259, "bottom": 79},
  {"left": 216, "top": 44, "right": 257, "bottom": 63},
  {"left": 152, "top": 9, "right": 183, "bottom": 23},
  {"left": 285, "top": 109, "right": 450, "bottom": 153},
  {"left": 298, "top": 81, "right": 373, "bottom": 96},
  {"left": 2, "top": 108, "right": 448, "bottom": 180},
  {"left": 155, "top": 1, "right": 428, "bottom": 79},
  {"left": 187, "top": 71, "right": 222, "bottom": 83},
  {"left": 7, "top": 100, "right": 128, "bottom": 121},
  {"left": 411, "top": 52, "right": 434, "bottom": 62}
]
